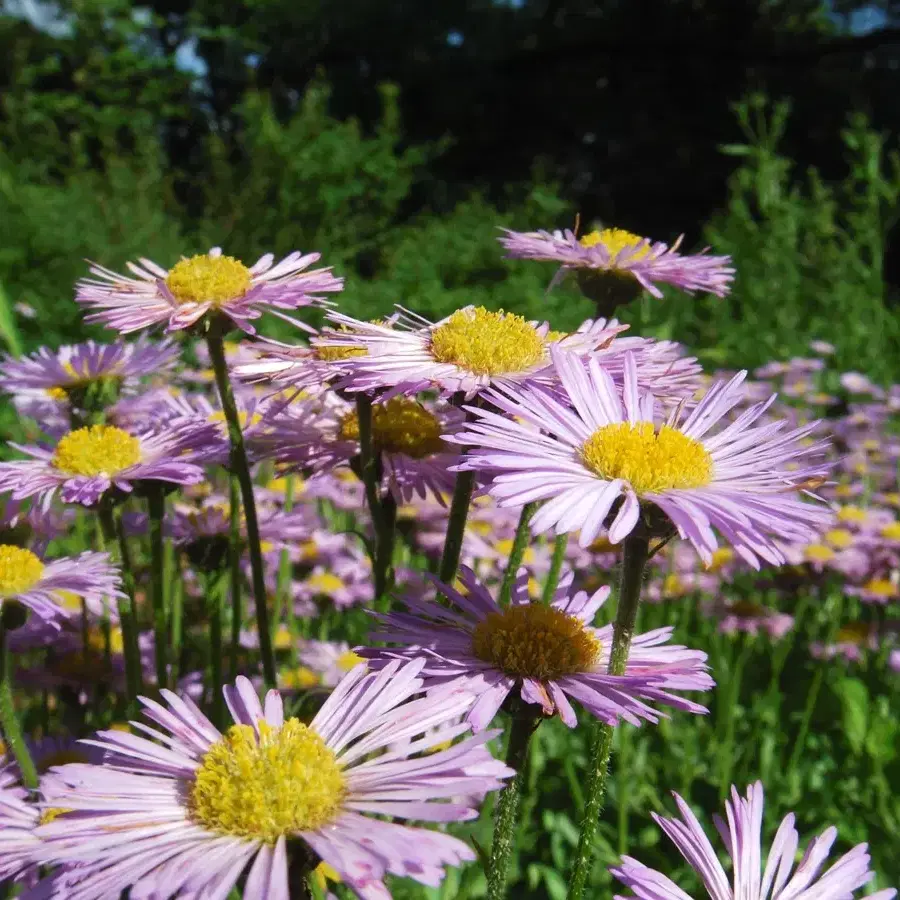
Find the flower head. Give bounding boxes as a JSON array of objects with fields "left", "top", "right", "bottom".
[
  {"left": 0, "top": 546, "right": 120, "bottom": 624},
  {"left": 450, "top": 348, "right": 832, "bottom": 567},
  {"left": 315, "top": 306, "right": 625, "bottom": 399},
  {"left": 0, "top": 420, "right": 217, "bottom": 507},
  {"left": 35, "top": 662, "right": 512, "bottom": 899},
  {"left": 362, "top": 567, "right": 713, "bottom": 730},
  {"left": 499, "top": 227, "right": 734, "bottom": 312},
  {"left": 611, "top": 782, "right": 895, "bottom": 900},
  {"left": 76, "top": 247, "right": 343, "bottom": 335}
]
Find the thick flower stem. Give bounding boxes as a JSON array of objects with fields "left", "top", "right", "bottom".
[
  {"left": 228, "top": 474, "right": 242, "bottom": 681},
  {"left": 204, "top": 569, "right": 227, "bottom": 729},
  {"left": 0, "top": 620, "right": 38, "bottom": 789},
  {"left": 498, "top": 502, "right": 539, "bottom": 606},
  {"left": 567, "top": 531, "right": 650, "bottom": 900},
  {"left": 97, "top": 504, "right": 143, "bottom": 711},
  {"left": 439, "top": 469, "right": 476, "bottom": 584},
  {"left": 375, "top": 491, "right": 398, "bottom": 601},
  {"left": 206, "top": 328, "right": 277, "bottom": 689},
  {"left": 486, "top": 710, "right": 541, "bottom": 900},
  {"left": 542, "top": 533, "right": 568, "bottom": 604},
  {"left": 146, "top": 486, "right": 169, "bottom": 690}
]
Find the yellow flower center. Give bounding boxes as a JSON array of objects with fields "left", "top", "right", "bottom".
[
  {"left": 836, "top": 621, "right": 870, "bottom": 644},
  {"left": 337, "top": 650, "right": 363, "bottom": 672},
  {"left": 706, "top": 547, "right": 734, "bottom": 570},
  {"left": 0, "top": 545, "right": 45, "bottom": 596},
  {"left": 339, "top": 398, "right": 446, "bottom": 459},
  {"left": 862, "top": 578, "right": 898, "bottom": 598},
  {"left": 306, "top": 572, "right": 345, "bottom": 594},
  {"left": 190, "top": 719, "right": 345, "bottom": 843},
  {"left": 804, "top": 544, "right": 835, "bottom": 563},
  {"left": 165, "top": 254, "right": 252, "bottom": 305},
  {"left": 662, "top": 573, "right": 685, "bottom": 596},
  {"left": 430, "top": 307, "right": 545, "bottom": 376},
  {"left": 314, "top": 862, "right": 342, "bottom": 889},
  {"left": 472, "top": 604, "right": 601, "bottom": 681},
  {"left": 52, "top": 425, "right": 141, "bottom": 476},
  {"left": 588, "top": 535, "right": 617, "bottom": 554},
  {"left": 881, "top": 522, "right": 900, "bottom": 541},
  {"left": 825, "top": 529, "right": 854, "bottom": 549},
  {"left": 580, "top": 423, "right": 714, "bottom": 493},
  {"left": 280, "top": 666, "right": 320, "bottom": 690},
  {"left": 579, "top": 228, "right": 650, "bottom": 264}
]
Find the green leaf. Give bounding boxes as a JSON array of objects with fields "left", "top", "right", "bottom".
[{"left": 834, "top": 677, "right": 868, "bottom": 755}]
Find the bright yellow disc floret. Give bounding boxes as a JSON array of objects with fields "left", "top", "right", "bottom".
[
  {"left": 52, "top": 425, "right": 142, "bottom": 476},
  {"left": 339, "top": 397, "right": 446, "bottom": 459},
  {"left": 166, "top": 254, "right": 252, "bottom": 305},
  {"left": 0, "top": 545, "right": 45, "bottom": 596},
  {"left": 580, "top": 423, "right": 713, "bottom": 493},
  {"left": 472, "top": 604, "right": 601, "bottom": 681},
  {"left": 579, "top": 228, "right": 650, "bottom": 263},
  {"left": 190, "top": 719, "right": 345, "bottom": 843},
  {"left": 430, "top": 307, "right": 545, "bottom": 376}
]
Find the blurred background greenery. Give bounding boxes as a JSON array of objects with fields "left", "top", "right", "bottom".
[{"left": 0, "top": 0, "right": 899, "bottom": 378}]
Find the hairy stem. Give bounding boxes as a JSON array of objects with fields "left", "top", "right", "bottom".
[
  {"left": 542, "top": 533, "right": 568, "bottom": 604},
  {"left": 439, "top": 469, "right": 476, "bottom": 584},
  {"left": 146, "top": 486, "right": 169, "bottom": 690},
  {"left": 498, "top": 502, "right": 538, "bottom": 606},
  {"left": 0, "top": 621, "right": 38, "bottom": 789}
]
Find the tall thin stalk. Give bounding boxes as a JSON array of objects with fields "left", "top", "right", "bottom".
[
  {"left": 205, "top": 569, "right": 227, "bottom": 729},
  {"left": 0, "top": 618, "right": 37, "bottom": 788},
  {"left": 206, "top": 327, "right": 276, "bottom": 688},
  {"left": 498, "top": 502, "right": 538, "bottom": 606},
  {"left": 439, "top": 470, "right": 476, "bottom": 584},
  {"left": 567, "top": 531, "right": 650, "bottom": 900},
  {"left": 542, "top": 533, "right": 568, "bottom": 604},
  {"left": 146, "top": 486, "right": 169, "bottom": 690},
  {"left": 228, "top": 474, "right": 243, "bottom": 680}
]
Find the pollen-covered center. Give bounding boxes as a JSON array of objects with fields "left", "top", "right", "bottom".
[
  {"left": 190, "top": 719, "right": 345, "bottom": 843},
  {"left": 0, "top": 545, "right": 45, "bottom": 596},
  {"left": 580, "top": 422, "right": 713, "bottom": 493},
  {"left": 472, "top": 604, "right": 601, "bottom": 681},
  {"left": 579, "top": 227, "right": 650, "bottom": 263},
  {"left": 339, "top": 398, "right": 446, "bottom": 458},
  {"left": 52, "top": 425, "right": 141, "bottom": 476},
  {"left": 430, "top": 307, "right": 545, "bottom": 376},
  {"left": 166, "top": 254, "right": 252, "bottom": 306}
]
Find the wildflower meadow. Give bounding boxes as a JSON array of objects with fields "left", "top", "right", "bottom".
[{"left": 0, "top": 210, "right": 896, "bottom": 900}]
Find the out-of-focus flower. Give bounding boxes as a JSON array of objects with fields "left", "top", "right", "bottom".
[
  {"left": 76, "top": 247, "right": 342, "bottom": 335},
  {"left": 611, "top": 782, "right": 895, "bottom": 900}
]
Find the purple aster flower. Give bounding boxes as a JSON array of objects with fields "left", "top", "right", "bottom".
[
  {"left": 361, "top": 567, "right": 713, "bottom": 731},
  {"left": 0, "top": 336, "right": 178, "bottom": 403},
  {"left": 0, "top": 545, "right": 120, "bottom": 624},
  {"left": 259, "top": 392, "right": 464, "bottom": 503},
  {"left": 0, "top": 419, "right": 217, "bottom": 507},
  {"left": 709, "top": 599, "right": 795, "bottom": 640},
  {"left": 299, "top": 639, "right": 365, "bottom": 687},
  {"left": 499, "top": 227, "right": 734, "bottom": 301},
  {"left": 316, "top": 306, "right": 626, "bottom": 399},
  {"left": 450, "top": 347, "right": 833, "bottom": 567},
  {"left": 611, "top": 782, "right": 895, "bottom": 900},
  {"left": 76, "top": 246, "right": 343, "bottom": 335},
  {"left": 34, "top": 662, "right": 512, "bottom": 899}
]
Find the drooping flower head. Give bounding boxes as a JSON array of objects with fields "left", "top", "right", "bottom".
[
  {"left": 611, "top": 782, "right": 895, "bottom": 900},
  {"left": 34, "top": 662, "right": 512, "bottom": 899},
  {"left": 0, "top": 419, "right": 217, "bottom": 507},
  {"left": 499, "top": 227, "right": 734, "bottom": 315},
  {"left": 0, "top": 336, "right": 178, "bottom": 408},
  {"left": 259, "top": 391, "right": 464, "bottom": 503},
  {"left": 450, "top": 347, "right": 833, "bottom": 567},
  {"left": 315, "top": 306, "right": 626, "bottom": 399},
  {"left": 76, "top": 246, "right": 343, "bottom": 335},
  {"left": 362, "top": 567, "right": 713, "bottom": 730},
  {"left": 0, "top": 546, "right": 120, "bottom": 624}
]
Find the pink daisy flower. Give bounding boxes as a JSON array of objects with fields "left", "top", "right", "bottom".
[
  {"left": 0, "top": 545, "right": 120, "bottom": 624},
  {"left": 0, "top": 420, "right": 217, "bottom": 507},
  {"left": 76, "top": 246, "right": 343, "bottom": 335},
  {"left": 611, "top": 782, "right": 895, "bottom": 900},
  {"left": 259, "top": 392, "right": 464, "bottom": 503},
  {"left": 34, "top": 662, "right": 512, "bottom": 899},
  {"left": 315, "top": 306, "right": 626, "bottom": 399},
  {"left": 361, "top": 567, "right": 713, "bottom": 731},
  {"left": 449, "top": 347, "right": 832, "bottom": 567},
  {"left": 499, "top": 227, "right": 734, "bottom": 299}
]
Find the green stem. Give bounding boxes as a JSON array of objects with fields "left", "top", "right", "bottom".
[
  {"left": 170, "top": 557, "right": 184, "bottom": 678},
  {"left": 206, "top": 328, "right": 277, "bottom": 689},
  {"left": 542, "top": 533, "right": 568, "bottom": 604},
  {"left": 718, "top": 635, "right": 751, "bottom": 798},
  {"left": 485, "top": 710, "right": 540, "bottom": 900},
  {"left": 568, "top": 531, "right": 650, "bottom": 900},
  {"left": 228, "top": 474, "right": 242, "bottom": 680},
  {"left": 205, "top": 569, "right": 227, "bottom": 729},
  {"left": 375, "top": 491, "right": 398, "bottom": 602},
  {"left": 439, "top": 469, "right": 476, "bottom": 584},
  {"left": 0, "top": 622, "right": 38, "bottom": 788},
  {"left": 97, "top": 504, "right": 142, "bottom": 710},
  {"left": 147, "top": 486, "right": 169, "bottom": 690},
  {"left": 277, "top": 477, "right": 298, "bottom": 665},
  {"left": 498, "top": 502, "right": 538, "bottom": 606}
]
